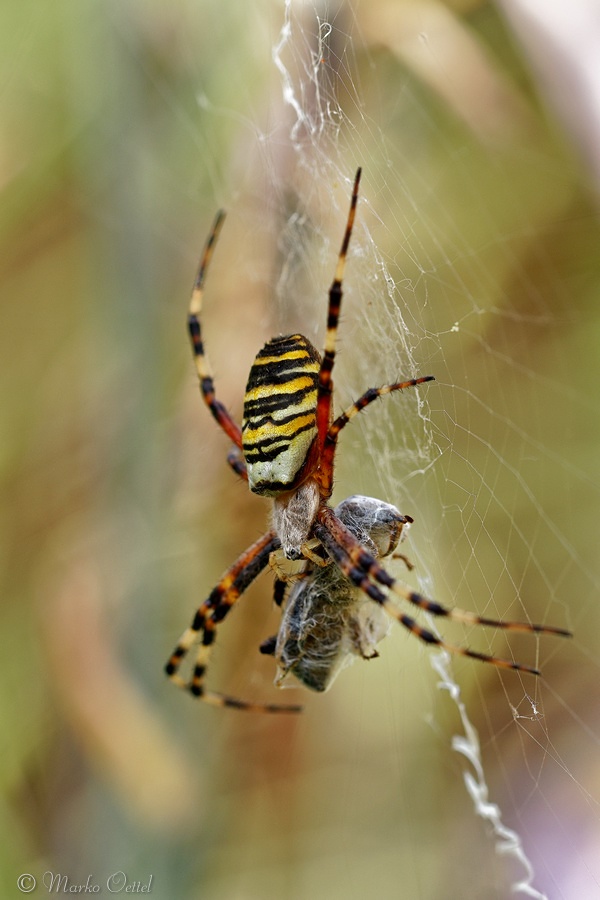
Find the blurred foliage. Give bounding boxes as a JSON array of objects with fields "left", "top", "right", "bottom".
[{"left": 1, "top": 1, "right": 599, "bottom": 898}]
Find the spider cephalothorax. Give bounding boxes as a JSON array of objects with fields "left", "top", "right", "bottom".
[{"left": 165, "top": 169, "right": 571, "bottom": 713}]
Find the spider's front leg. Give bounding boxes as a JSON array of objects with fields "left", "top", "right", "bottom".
[
  {"left": 188, "top": 210, "right": 244, "bottom": 449},
  {"left": 310, "top": 169, "right": 435, "bottom": 498},
  {"left": 165, "top": 530, "right": 303, "bottom": 713},
  {"left": 315, "top": 168, "right": 362, "bottom": 462}
]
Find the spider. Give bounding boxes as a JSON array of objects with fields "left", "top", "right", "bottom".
[{"left": 165, "top": 168, "right": 571, "bottom": 713}]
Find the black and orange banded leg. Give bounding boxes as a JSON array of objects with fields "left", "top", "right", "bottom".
[
  {"left": 257, "top": 577, "right": 288, "bottom": 659},
  {"left": 227, "top": 448, "right": 248, "bottom": 481},
  {"left": 165, "top": 531, "right": 302, "bottom": 712},
  {"left": 314, "top": 508, "right": 571, "bottom": 675},
  {"left": 188, "top": 210, "right": 243, "bottom": 449},
  {"left": 165, "top": 531, "right": 277, "bottom": 684},
  {"left": 319, "top": 376, "right": 435, "bottom": 495},
  {"left": 316, "top": 168, "right": 362, "bottom": 452}
]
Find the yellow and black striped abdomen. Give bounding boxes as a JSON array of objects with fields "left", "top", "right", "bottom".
[{"left": 242, "top": 334, "right": 321, "bottom": 496}]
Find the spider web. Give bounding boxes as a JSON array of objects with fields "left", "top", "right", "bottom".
[
  {"left": 5, "top": 1, "right": 600, "bottom": 897},
  {"left": 46, "top": 1, "right": 595, "bottom": 897},
  {"left": 159, "top": 0, "right": 600, "bottom": 897},
  {"left": 147, "top": 2, "right": 600, "bottom": 897}
]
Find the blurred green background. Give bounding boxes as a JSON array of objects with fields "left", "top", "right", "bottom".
[{"left": 2, "top": 1, "right": 599, "bottom": 898}]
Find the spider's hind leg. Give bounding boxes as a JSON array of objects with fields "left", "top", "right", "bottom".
[
  {"left": 314, "top": 506, "right": 570, "bottom": 675},
  {"left": 165, "top": 530, "right": 303, "bottom": 713}
]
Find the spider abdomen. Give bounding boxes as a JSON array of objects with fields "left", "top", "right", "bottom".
[{"left": 242, "top": 334, "right": 321, "bottom": 496}]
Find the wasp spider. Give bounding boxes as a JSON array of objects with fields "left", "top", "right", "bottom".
[{"left": 165, "top": 169, "right": 571, "bottom": 713}]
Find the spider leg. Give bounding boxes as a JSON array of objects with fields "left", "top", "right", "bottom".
[
  {"left": 255, "top": 576, "right": 288, "bottom": 658},
  {"left": 273, "top": 577, "right": 288, "bottom": 608},
  {"left": 165, "top": 530, "right": 302, "bottom": 713},
  {"left": 227, "top": 448, "right": 248, "bottom": 481},
  {"left": 392, "top": 552, "right": 415, "bottom": 572},
  {"left": 188, "top": 210, "right": 243, "bottom": 449},
  {"left": 316, "top": 168, "right": 362, "bottom": 456},
  {"left": 259, "top": 635, "right": 277, "bottom": 655},
  {"left": 328, "top": 378, "right": 435, "bottom": 442},
  {"left": 165, "top": 531, "right": 276, "bottom": 683},
  {"left": 320, "top": 377, "right": 435, "bottom": 494},
  {"left": 318, "top": 506, "right": 571, "bottom": 637},
  {"left": 314, "top": 508, "right": 571, "bottom": 674}
]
